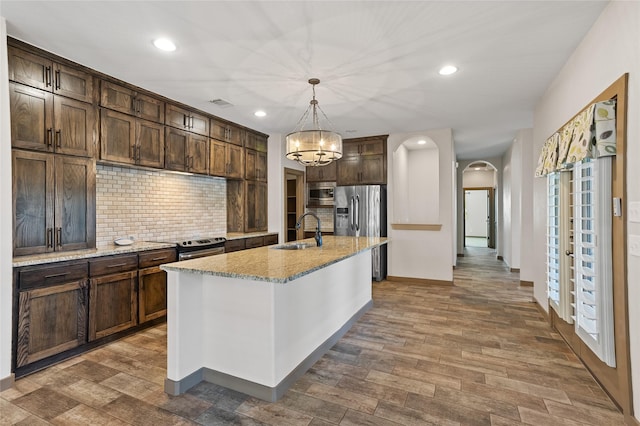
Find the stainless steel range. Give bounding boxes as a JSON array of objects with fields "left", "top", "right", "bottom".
[{"left": 174, "top": 237, "right": 226, "bottom": 261}]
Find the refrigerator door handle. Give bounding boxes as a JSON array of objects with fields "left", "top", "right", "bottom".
[
  {"left": 355, "top": 195, "right": 360, "bottom": 232},
  {"left": 349, "top": 196, "right": 355, "bottom": 231}
]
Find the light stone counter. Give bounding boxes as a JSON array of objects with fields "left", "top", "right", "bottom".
[
  {"left": 163, "top": 235, "right": 387, "bottom": 401},
  {"left": 161, "top": 236, "right": 387, "bottom": 283},
  {"left": 13, "top": 241, "right": 176, "bottom": 267},
  {"left": 225, "top": 231, "right": 279, "bottom": 241}
]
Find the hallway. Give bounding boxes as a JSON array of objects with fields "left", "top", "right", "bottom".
[{"left": 1, "top": 252, "right": 625, "bottom": 425}]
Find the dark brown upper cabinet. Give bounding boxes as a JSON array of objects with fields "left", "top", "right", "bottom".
[
  {"left": 306, "top": 161, "right": 337, "bottom": 182},
  {"left": 337, "top": 136, "right": 387, "bottom": 185},
  {"left": 210, "top": 139, "right": 244, "bottom": 179},
  {"left": 100, "top": 109, "right": 165, "bottom": 168},
  {"left": 245, "top": 149, "right": 267, "bottom": 182},
  {"left": 8, "top": 46, "right": 95, "bottom": 104},
  {"left": 166, "top": 103, "right": 209, "bottom": 136},
  {"left": 13, "top": 150, "right": 96, "bottom": 256},
  {"left": 165, "top": 127, "right": 209, "bottom": 174},
  {"left": 10, "top": 82, "right": 97, "bottom": 158},
  {"left": 210, "top": 119, "right": 244, "bottom": 146},
  {"left": 244, "top": 131, "right": 268, "bottom": 152},
  {"left": 100, "top": 81, "right": 165, "bottom": 123}
]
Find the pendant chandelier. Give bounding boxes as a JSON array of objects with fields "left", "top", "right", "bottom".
[{"left": 285, "top": 78, "right": 343, "bottom": 167}]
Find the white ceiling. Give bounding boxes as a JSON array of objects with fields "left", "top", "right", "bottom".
[{"left": 1, "top": 1, "right": 607, "bottom": 160}]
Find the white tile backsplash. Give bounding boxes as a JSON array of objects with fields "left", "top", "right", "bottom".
[{"left": 96, "top": 165, "right": 226, "bottom": 247}]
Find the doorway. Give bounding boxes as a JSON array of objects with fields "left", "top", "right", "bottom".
[
  {"left": 284, "top": 168, "right": 305, "bottom": 242},
  {"left": 463, "top": 187, "right": 495, "bottom": 248}
]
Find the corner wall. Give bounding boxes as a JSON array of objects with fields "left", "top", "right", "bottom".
[
  {"left": 532, "top": 1, "right": 639, "bottom": 419},
  {"left": 387, "top": 129, "right": 454, "bottom": 282},
  {"left": 0, "top": 18, "right": 14, "bottom": 389}
]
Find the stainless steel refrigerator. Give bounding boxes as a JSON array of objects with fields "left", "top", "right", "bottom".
[{"left": 334, "top": 185, "right": 387, "bottom": 281}]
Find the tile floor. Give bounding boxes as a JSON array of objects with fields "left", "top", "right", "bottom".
[{"left": 1, "top": 247, "right": 626, "bottom": 425}]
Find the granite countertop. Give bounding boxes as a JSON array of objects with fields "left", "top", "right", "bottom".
[
  {"left": 12, "top": 241, "right": 177, "bottom": 267},
  {"left": 161, "top": 235, "right": 388, "bottom": 283},
  {"left": 225, "top": 231, "right": 279, "bottom": 241}
]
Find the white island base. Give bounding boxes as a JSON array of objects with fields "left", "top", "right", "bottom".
[{"left": 163, "top": 249, "right": 372, "bottom": 401}]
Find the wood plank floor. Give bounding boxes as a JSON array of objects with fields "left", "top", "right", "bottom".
[{"left": 1, "top": 247, "right": 625, "bottom": 425}]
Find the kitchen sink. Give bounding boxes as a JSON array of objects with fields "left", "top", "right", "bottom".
[{"left": 271, "top": 242, "right": 316, "bottom": 250}]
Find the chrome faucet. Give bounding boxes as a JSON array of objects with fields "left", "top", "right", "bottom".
[{"left": 295, "top": 212, "right": 322, "bottom": 247}]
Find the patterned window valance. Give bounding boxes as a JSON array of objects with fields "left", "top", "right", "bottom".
[{"left": 535, "top": 99, "right": 616, "bottom": 177}]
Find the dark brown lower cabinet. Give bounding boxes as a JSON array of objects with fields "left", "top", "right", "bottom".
[
  {"left": 89, "top": 271, "right": 137, "bottom": 341},
  {"left": 139, "top": 266, "right": 167, "bottom": 323},
  {"left": 16, "top": 279, "right": 88, "bottom": 368}
]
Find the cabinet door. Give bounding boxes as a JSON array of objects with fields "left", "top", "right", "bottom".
[
  {"left": 359, "top": 139, "right": 385, "bottom": 156},
  {"left": 12, "top": 150, "right": 55, "bottom": 256},
  {"left": 209, "top": 139, "right": 227, "bottom": 177},
  {"left": 226, "top": 180, "right": 245, "bottom": 233},
  {"left": 100, "top": 109, "right": 136, "bottom": 164},
  {"left": 10, "top": 83, "right": 54, "bottom": 152},
  {"left": 306, "top": 161, "right": 337, "bottom": 182},
  {"left": 245, "top": 132, "right": 267, "bottom": 152},
  {"left": 227, "top": 144, "right": 245, "bottom": 179},
  {"left": 89, "top": 271, "right": 137, "bottom": 341},
  {"left": 54, "top": 95, "right": 97, "bottom": 157},
  {"left": 166, "top": 104, "right": 209, "bottom": 136},
  {"left": 361, "top": 155, "right": 386, "bottom": 184},
  {"left": 245, "top": 148, "right": 257, "bottom": 180},
  {"left": 189, "top": 112, "right": 209, "bottom": 137},
  {"left": 165, "top": 127, "right": 188, "bottom": 171},
  {"left": 8, "top": 46, "right": 52, "bottom": 91},
  {"left": 211, "top": 120, "right": 243, "bottom": 145},
  {"left": 256, "top": 151, "right": 267, "bottom": 182},
  {"left": 135, "top": 93, "right": 165, "bottom": 123},
  {"left": 337, "top": 156, "right": 361, "bottom": 186},
  {"left": 136, "top": 119, "right": 165, "bottom": 168},
  {"left": 54, "top": 156, "right": 96, "bottom": 252},
  {"left": 188, "top": 134, "right": 209, "bottom": 174},
  {"left": 342, "top": 142, "right": 361, "bottom": 157},
  {"left": 52, "top": 63, "right": 94, "bottom": 103},
  {"left": 245, "top": 181, "right": 267, "bottom": 232},
  {"left": 16, "top": 280, "right": 88, "bottom": 367},
  {"left": 100, "top": 80, "right": 136, "bottom": 115},
  {"left": 139, "top": 266, "right": 167, "bottom": 323}
]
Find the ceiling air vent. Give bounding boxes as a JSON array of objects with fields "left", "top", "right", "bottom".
[{"left": 209, "top": 98, "right": 233, "bottom": 108}]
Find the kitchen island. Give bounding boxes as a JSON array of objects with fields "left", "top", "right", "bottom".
[{"left": 161, "top": 236, "right": 388, "bottom": 401}]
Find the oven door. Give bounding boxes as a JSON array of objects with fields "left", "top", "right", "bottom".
[{"left": 178, "top": 246, "right": 225, "bottom": 261}]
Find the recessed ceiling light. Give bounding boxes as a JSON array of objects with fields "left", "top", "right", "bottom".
[
  {"left": 254, "top": 110, "right": 267, "bottom": 117},
  {"left": 417, "top": 140, "right": 427, "bottom": 145},
  {"left": 438, "top": 65, "right": 458, "bottom": 76},
  {"left": 153, "top": 38, "right": 176, "bottom": 52}
]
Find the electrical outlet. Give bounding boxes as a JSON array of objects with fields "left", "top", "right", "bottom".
[
  {"left": 629, "top": 201, "right": 640, "bottom": 223},
  {"left": 629, "top": 235, "right": 640, "bottom": 257}
]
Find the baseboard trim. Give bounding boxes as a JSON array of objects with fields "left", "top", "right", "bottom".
[
  {"left": 520, "top": 280, "right": 533, "bottom": 287},
  {"left": 387, "top": 276, "right": 453, "bottom": 286},
  {"left": 533, "top": 298, "right": 550, "bottom": 323},
  {"left": 0, "top": 374, "right": 14, "bottom": 391},
  {"left": 497, "top": 255, "right": 504, "bottom": 260},
  {"left": 457, "top": 253, "right": 464, "bottom": 257},
  {"left": 510, "top": 268, "right": 520, "bottom": 273},
  {"left": 628, "top": 414, "right": 640, "bottom": 426},
  {"left": 165, "top": 300, "right": 373, "bottom": 401}
]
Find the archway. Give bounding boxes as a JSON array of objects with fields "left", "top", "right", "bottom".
[{"left": 462, "top": 161, "right": 497, "bottom": 249}]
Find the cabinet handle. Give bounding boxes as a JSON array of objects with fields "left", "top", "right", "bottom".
[
  {"left": 189, "top": 116, "right": 194, "bottom": 129},
  {"left": 46, "top": 228, "right": 53, "bottom": 248},
  {"left": 130, "top": 144, "right": 135, "bottom": 160},
  {"left": 47, "top": 128, "right": 54, "bottom": 148},
  {"left": 55, "top": 130, "right": 62, "bottom": 148},
  {"left": 54, "top": 70, "right": 61, "bottom": 90},
  {"left": 136, "top": 145, "right": 141, "bottom": 162},
  {"left": 45, "top": 66, "right": 52, "bottom": 87},
  {"left": 107, "top": 263, "right": 129, "bottom": 268},
  {"left": 183, "top": 114, "right": 188, "bottom": 127},
  {"left": 44, "top": 272, "right": 68, "bottom": 279},
  {"left": 151, "top": 256, "right": 168, "bottom": 261},
  {"left": 227, "top": 128, "right": 232, "bottom": 141},
  {"left": 56, "top": 227, "right": 62, "bottom": 247}
]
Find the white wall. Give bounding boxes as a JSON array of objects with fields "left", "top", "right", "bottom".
[
  {"left": 387, "top": 129, "right": 454, "bottom": 282},
  {"left": 502, "top": 129, "right": 529, "bottom": 270},
  {"left": 267, "top": 132, "right": 305, "bottom": 244},
  {"left": 0, "top": 17, "right": 14, "bottom": 389},
  {"left": 532, "top": 1, "right": 639, "bottom": 419},
  {"left": 408, "top": 147, "right": 439, "bottom": 223}
]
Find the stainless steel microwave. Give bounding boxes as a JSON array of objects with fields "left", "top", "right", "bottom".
[{"left": 308, "top": 182, "right": 336, "bottom": 206}]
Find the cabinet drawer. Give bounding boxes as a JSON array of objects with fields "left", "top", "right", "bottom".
[
  {"left": 138, "top": 249, "right": 177, "bottom": 269},
  {"left": 264, "top": 234, "right": 279, "bottom": 246},
  {"left": 18, "top": 260, "right": 88, "bottom": 290},
  {"left": 89, "top": 254, "right": 138, "bottom": 277},
  {"left": 224, "top": 239, "right": 245, "bottom": 253},
  {"left": 245, "top": 236, "right": 264, "bottom": 249}
]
